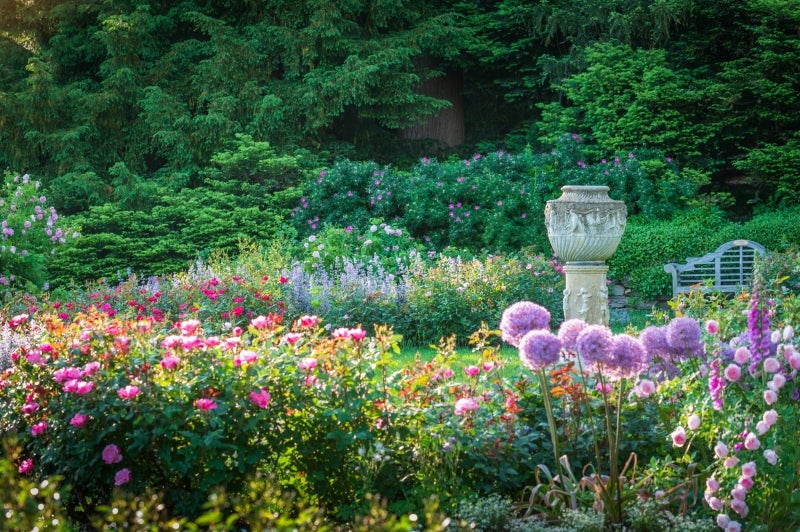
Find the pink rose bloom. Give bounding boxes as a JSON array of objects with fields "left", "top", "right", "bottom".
[
  {"left": 763, "top": 389, "right": 778, "bottom": 405},
  {"left": 114, "top": 468, "right": 131, "bottom": 486},
  {"left": 724, "top": 456, "right": 739, "bottom": 468},
  {"left": 249, "top": 388, "right": 271, "bottom": 408},
  {"left": 194, "top": 398, "right": 217, "bottom": 411},
  {"left": 687, "top": 413, "right": 701, "bottom": 430},
  {"left": 117, "top": 385, "right": 140, "bottom": 399},
  {"left": 726, "top": 521, "right": 742, "bottom": 532},
  {"left": 160, "top": 354, "right": 180, "bottom": 370},
  {"left": 102, "top": 444, "right": 123, "bottom": 464},
  {"left": 180, "top": 335, "right": 203, "bottom": 350},
  {"left": 483, "top": 361, "right": 495, "bottom": 372},
  {"left": 755, "top": 420, "right": 770, "bottom": 435},
  {"left": 455, "top": 397, "right": 480, "bottom": 415},
  {"left": 161, "top": 335, "right": 181, "bottom": 349},
  {"left": 31, "top": 421, "right": 47, "bottom": 436},
  {"left": 707, "top": 496, "right": 723, "bottom": 511},
  {"left": 705, "top": 320, "right": 719, "bottom": 334},
  {"left": 744, "top": 432, "right": 760, "bottom": 450},
  {"left": 731, "top": 485, "right": 747, "bottom": 501},
  {"left": 633, "top": 379, "right": 656, "bottom": 398},
  {"left": 763, "top": 409, "right": 778, "bottom": 425},
  {"left": 205, "top": 336, "right": 221, "bottom": 348},
  {"left": 788, "top": 352, "right": 800, "bottom": 370},
  {"left": 769, "top": 373, "right": 786, "bottom": 391},
  {"left": 298, "top": 357, "right": 318, "bottom": 370},
  {"left": 730, "top": 498, "right": 748, "bottom": 518},
  {"left": 332, "top": 327, "right": 350, "bottom": 339},
  {"left": 73, "top": 380, "right": 94, "bottom": 395},
  {"left": 706, "top": 477, "right": 720, "bottom": 493},
  {"left": 298, "top": 315, "right": 320, "bottom": 328},
  {"left": 21, "top": 401, "right": 39, "bottom": 415},
  {"left": 349, "top": 328, "right": 366, "bottom": 341},
  {"left": 714, "top": 441, "right": 729, "bottom": 459},
  {"left": 82, "top": 361, "right": 101, "bottom": 376},
  {"left": 18, "top": 458, "right": 33, "bottom": 474},
  {"left": 234, "top": 350, "right": 258, "bottom": 366},
  {"left": 464, "top": 365, "right": 480, "bottom": 377},
  {"left": 724, "top": 364, "right": 741, "bottom": 382},
  {"left": 53, "top": 367, "right": 82, "bottom": 383},
  {"left": 178, "top": 319, "right": 201, "bottom": 335},
  {"left": 250, "top": 315, "right": 272, "bottom": 329},
  {"left": 763, "top": 357, "right": 781, "bottom": 373},
  {"left": 716, "top": 514, "right": 730, "bottom": 529},
  {"left": 737, "top": 476, "right": 754, "bottom": 490},
  {"left": 670, "top": 426, "right": 687, "bottom": 447},
  {"left": 764, "top": 449, "right": 778, "bottom": 465},
  {"left": 733, "top": 347, "right": 750, "bottom": 365},
  {"left": 70, "top": 413, "right": 88, "bottom": 427},
  {"left": 282, "top": 332, "right": 302, "bottom": 345}
]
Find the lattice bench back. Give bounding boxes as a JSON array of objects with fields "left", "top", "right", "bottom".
[{"left": 663, "top": 240, "right": 766, "bottom": 298}]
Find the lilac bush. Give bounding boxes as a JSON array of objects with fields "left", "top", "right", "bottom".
[{"left": 0, "top": 173, "right": 77, "bottom": 290}]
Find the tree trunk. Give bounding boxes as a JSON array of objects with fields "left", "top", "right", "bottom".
[{"left": 400, "top": 58, "right": 465, "bottom": 148}]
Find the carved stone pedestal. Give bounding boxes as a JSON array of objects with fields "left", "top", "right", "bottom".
[{"left": 544, "top": 186, "right": 627, "bottom": 326}]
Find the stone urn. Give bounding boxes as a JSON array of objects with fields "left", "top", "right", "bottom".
[{"left": 544, "top": 186, "right": 627, "bottom": 325}]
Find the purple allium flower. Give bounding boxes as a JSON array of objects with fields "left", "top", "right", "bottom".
[
  {"left": 557, "top": 319, "right": 587, "bottom": 353},
  {"left": 519, "top": 330, "right": 561, "bottom": 371},
  {"left": 640, "top": 326, "right": 671, "bottom": 359},
  {"left": 606, "top": 334, "right": 650, "bottom": 380},
  {"left": 575, "top": 324, "right": 614, "bottom": 370},
  {"left": 665, "top": 317, "right": 704, "bottom": 360},
  {"left": 500, "top": 301, "right": 551, "bottom": 347}
]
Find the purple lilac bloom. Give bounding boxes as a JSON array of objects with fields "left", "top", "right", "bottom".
[
  {"left": 558, "top": 319, "right": 587, "bottom": 353},
  {"left": 575, "top": 325, "right": 614, "bottom": 370},
  {"left": 519, "top": 330, "right": 562, "bottom": 371},
  {"left": 606, "top": 334, "right": 650, "bottom": 380},
  {"left": 500, "top": 301, "right": 551, "bottom": 347},
  {"left": 665, "top": 317, "right": 704, "bottom": 360}
]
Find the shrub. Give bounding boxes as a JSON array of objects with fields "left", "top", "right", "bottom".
[{"left": 0, "top": 172, "right": 77, "bottom": 291}]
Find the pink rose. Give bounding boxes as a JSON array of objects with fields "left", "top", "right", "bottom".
[
  {"left": 70, "top": 413, "right": 88, "bottom": 427},
  {"left": 724, "top": 456, "right": 739, "bottom": 468},
  {"left": 18, "top": 458, "right": 33, "bottom": 474},
  {"left": 298, "top": 357, "right": 317, "bottom": 371},
  {"left": 724, "top": 364, "right": 741, "bottom": 382},
  {"left": 114, "top": 468, "right": 131, "bottom": 486},
  {"left": 464, "top": 365, "right": 480, "bottom": 377},
  {"left": 763, "top": 357, "right": 781, "bottom": 373},
  {"left": 733, "top": 347, "right": 750, "bottom": 365},
  {"left": 714, "top": 441, "right": 729, "bottom": 458},
  {"left": 755, "top": 420, "right": 770, "bottom": 435},
  {"left": 160, "top": 354, "right": 180, "bottom": 370},
  {"left": 634, "top": 379, "right": 656, "bottom": 398},
  {"left": 250, "top": 315, "right": 272, "bottom": 329},
  {"left": 102, "top": 444, "right": 123, "bottom": 464},
  {"left": 706, "top": 477, "right": 720, "bottom": 493},
  {"left": 730, "top": 498, "right": 748, "bottom": 518},
  {"left": 764, "top": 449, "right": 778, "bottom": 465},
  {"left": 194, "top": 398, "right": 217, "bottom": 411},
  {"left": 249, "top": 388, "right": 271, "bottom": 409},
  {"left": 178, "top": 319, "right": 201, "bottom": 335},
  {"left": 763, "top": 389, "right": 778, "bottom": 405},
  {"left": 282, "top": 333, "right": 302, "bottom": 345},
  {"left": 454, "top": 397, "right": 480, "bottom": 415},
  {"left": 687, "top": 413, "right": 701, "bottom": 430},
  {"left": 763, "top": 409, "right": 778, "bottom": 426},
  {"left": 744, "top": 432, "right": 760, "bottom": 451},
  {"left": 769, "top": 373, "right": 786, "bottom": 390},
  {"left": 737, "top": 476, "right": 754, "bottom": 490},
  {"left": 298, "top": 315, "right": 320, "bottom": 328},
  {"left": 705, "top": 320, "right": 719, "bottom": 334},
  {"left": 117, "top": 385, "right": 140, "bottom": 400},
  {"left": 707, "top": 496, "right": 723, "bottom": 511},
  {"left": 349, "top": 328, "right": 366, "bottom": 341},
  {"left": 670, "top": 426, "right": 687, "bottom": 447},
  {"left": 31, "top": 421, "right": 47, "bottom": 437},
  {"left": 234, "top": 350, "right": 258, "bottom": 366}
]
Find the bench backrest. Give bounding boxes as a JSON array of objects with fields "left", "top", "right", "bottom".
[{"left": 663, "top": 240, "right": 766, "bottom": 298}]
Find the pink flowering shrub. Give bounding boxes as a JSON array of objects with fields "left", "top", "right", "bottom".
[{"left": 666, "top": 284, "right": 800, "bottom": 530}]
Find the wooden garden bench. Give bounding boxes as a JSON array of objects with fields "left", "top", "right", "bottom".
[{"left": 663, "top": 240, "right": 766, "bottom": 298}]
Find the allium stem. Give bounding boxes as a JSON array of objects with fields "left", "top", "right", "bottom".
[{"left": 538, "top": 367, "right": 564, "bottom": 484}]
